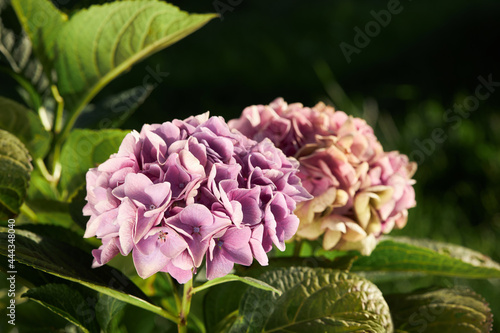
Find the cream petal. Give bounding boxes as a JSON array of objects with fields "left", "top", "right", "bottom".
[
  {"left": 296, "top": 221, "right": 323, "bottom": 240},
  {"left": 340, "top": 234, "right": 377, "bottom": 255},
  {"left": 323, "top": 229, "right": 342, "bottom": 250},
  {"left": 343, "top": 221, "right": 367, "bottom": 242}
]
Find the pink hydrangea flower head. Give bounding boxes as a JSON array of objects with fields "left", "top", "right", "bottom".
[
  {"left": 229, "top": 98, "right": 417, "bottom": 255},
  {"left": 83, "top": 112, "right": 311, "bottom": 282}
]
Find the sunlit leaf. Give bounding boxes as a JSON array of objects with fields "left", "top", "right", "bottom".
[
  {"left": 0, "top": 128, "right": 31, "bottom": 218},
  {"left": 58, "top": 128, "right": 127, "bottom": 200},
  {"left": 386, "top": 288, "right": 493, "bottom": 332},
  {"left": 352, "top": 237, "right": 500, "bottom": 279},
  {"left": 230, "top": 267, "right": 393, "bottom": 333}
]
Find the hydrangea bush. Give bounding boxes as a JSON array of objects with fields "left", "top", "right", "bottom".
[
  {"left": 0, "top": 1, "right": 497, "bottom": 332},
  {"left": 230, "top": 98, "right": 417, "bottom": 254},
  {"left": 83, "top": 113, "right": 311, "bottom": 282}
]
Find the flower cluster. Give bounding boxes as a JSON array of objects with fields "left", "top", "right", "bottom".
[
  {"left": 83, "top": 113, "right": 311, "bottom": 283},
  {"left": 229, "top": 98, "right": 417, "bottom": 255}
]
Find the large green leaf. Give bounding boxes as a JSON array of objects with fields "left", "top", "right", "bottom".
[
  {"left": 23, "top": 283, "right": 101, "bottom": 333},
  {"left": 386, "top": 288, "right": 493, "bottom": 332},
  {"left": 351, "top": 236, "right": 500, "bottom": 279},
  {"left": 0, "top": 227, "right": 178, "bottom": 323},
  {"left": 58, "top": 128, "right": 127, "bottom": 200},
  {"left": 13, "top": 0, "right": 216, "bottom": 128},
  {"left": 0, "top": 128, "right": 32, "bottom": 218},
  {"left": 230, "top": 267, "right": 393, "bottom": 333},
  {"left": 0, "top": 97, "right": 51, "bottom": 159}
]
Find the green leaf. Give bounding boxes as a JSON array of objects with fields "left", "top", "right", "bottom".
[
  {"left": 230, "top": 267, "right": 393, "bottom": 333},
  {"left": 11, "top": 0, "right": 65, "bottom": 73},
  {"left": 386, "top": 288, "right": 493, "bottom": 332},
  {"left": 23, "top": 283, "right": 101, "bottom": 333},
  {"left": 204, "top": 282, "right": 247, "bottom": 333},
  {"left": 0, "top": 227, "right": 179, "bottom": 324},
  {"left": 58, "top": 128, "right": 127, "bottom": 200},
  {"left": 192, "top": 274, "right": 282, "bottom": 295},
  {"left": 17, "top": 198, "right": 73, "bottom": 226},
  {"left": 27, "top": 168, "right": 57, "bottom": 200},
  {"left": 0, "top": 128, "right": 32, "bottom": 218},
  {"left": 351, "top": 236, "right": 500, "bottom": 279},
  {"left": 75, "top": 85, "right": 155, "bottom": 129},
  {"left": 17, "top": 224, "right": 94, "bottom": 252},
  {"left": 0, "top": 291, "right": 70, "bottom": 332},
  {"left": 96, "top": 294, "right": 127, "bottom": 333},
  {"left": 0, "top": 2, "right": 50, "bottom": 111},
  {"left": 13, "top": 0, "right": 216, "bottom": 129},
  {"left": 0, "top": 97, "right": 51, "bottom": 159}
]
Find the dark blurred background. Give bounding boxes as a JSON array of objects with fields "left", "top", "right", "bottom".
[{"left": 3, "top": 0, "right": 500, "bottom": 328}]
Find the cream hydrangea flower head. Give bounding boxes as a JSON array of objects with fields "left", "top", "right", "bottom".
[{"left": 229, "top": 98, "right": 417, "bottom": 255}]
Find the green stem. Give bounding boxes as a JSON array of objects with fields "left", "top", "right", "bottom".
[
  {"left": 52, "top": 85, "right": 65, "bottom": 134},
  {"left": 293, "top": 239, "right": 303, "bottom": 257},
  {"left": 20, "top": 203, "right": 38, "bottom": 222},
  {"left": 178, "top": 278, "right": 193, "bottom": 333},
  {"left": 45, "top": 85, "right": 64, "bottom": 190}
]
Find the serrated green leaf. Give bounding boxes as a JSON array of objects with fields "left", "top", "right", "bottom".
[
  {"left": 230, "top": 267, "right": 393, "bottom": 333},
  {"left": 351, "top": 236, "right": 500, "bottom": 279},
  {"left": 0, "top": 97, "right": 51, "bottom": 159},
  {"left": 13, "top": 0, "right": 216, "bottom": 131},
  {"left": 75, "top": 84, "right": 155, "bottom": 129},
  {"left": 0, "top": 128, "right": 32, "bottom": 218},
  {"left": 0, "top": 227, "right": 178, "bottom": 324},
  {"left": 386, "top": 288, "right": 493, "bottom": 332},
  {"left": 23, "top": 283, "right": 100, "bottom": 333},
  {"left": 58, "top": 128, "right": 127, "bottom": 200}
]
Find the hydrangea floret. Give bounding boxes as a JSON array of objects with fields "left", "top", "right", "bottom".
[
  {"left": 83, "top": 113, "right": 311, "bottom": 283},
  {"left": 229, "top": 98, "right": 417, "bottom": 255}
]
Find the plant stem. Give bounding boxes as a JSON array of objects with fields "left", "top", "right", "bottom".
[
  {"left": 20, "top": 203, "right": 38, "bottom": 222},
  {"left": 178, "top": 278, "right": 193, "bottom": 333},
  {"left": 293, "top": 239, "right": 303, "bottom": 257},
  {"left": 52, "top": 85, "right": 65, "bottom": 134}
]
